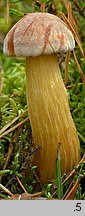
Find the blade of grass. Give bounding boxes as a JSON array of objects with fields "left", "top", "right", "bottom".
[
  {"left": 0, "top": 170, "right": 10, "bottom": 175},
  {"left": 78, "top": 132, "right": 85, "bottom": 143},
  {"left": 56, "top": 143, "right": 63, "bottom": 199},
  {"left": 0, "top": 67, "right": 4, "bottom": 96}
]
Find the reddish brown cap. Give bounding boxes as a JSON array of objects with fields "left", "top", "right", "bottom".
[{"left": 3, "top": 12, "right": 75, "bottom": 57}]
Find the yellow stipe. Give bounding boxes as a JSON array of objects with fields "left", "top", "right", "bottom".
[{"left": 26, "top": 54, "right": 80, "bottom": 183}]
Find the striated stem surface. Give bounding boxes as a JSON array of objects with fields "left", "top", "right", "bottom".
[{"left": 26, "top": 54, "right": 80, "bottom": 183}]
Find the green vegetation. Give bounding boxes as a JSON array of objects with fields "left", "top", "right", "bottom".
[{"left": 0, "top": 0, "right": 85, "bottom": 200}]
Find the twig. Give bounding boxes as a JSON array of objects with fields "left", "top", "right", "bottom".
[
  {"left": 5, "top": 175, "right": 15, "bottom": 188},
  {"left": 52, "top": 153, "right": 85, "bottom": 198},
  {"left": 0, "top": 117, "right": 29, "bottom": 138},
  {"left": 67, "top": 2, "right": 85, "bottom": 61},
  {"left": 41, "top": 2, "right": 45, "bottom": 12},
  {"left": 0, "top": 143, "right": 13, "bottom": 182},
  {"left": 73, "top": 49, "right": 85, "bottom": 83},
  {"left": 67, "top": 2, "right": 79, "bottom": 32},
  {"left": 0, "top": 183, "right": 13, "bottom": 196},
  {"left": 72, "top": 0, "right": 85, "bottom": 18},
  {"left": 60, "top": 11, "right": 85, "bottom": 60},
  {"left": 30, "top": 145, "right": 41, "bottom": 156},
  {"left": 0, "top": 109, "right": 28, "bottom": 135},
  {"left": 28, "top": 162, "right": 41, "bottom": 184},
  {"left": 13, "top": 125, "right": 23, "bottom": 143},
  {"left": 60, "top": 12, "right": 76, "bottom": 37},
  {"left": 62, "top": 179, "right": 73, "bottom": 199},
  {"left": 65, "top": 51, "right": 70, "bottom": 84},
  {"left": 65, "top": 175, "right": 82, "bottom": 200},
  {"left": 62, "top": 0, "right": 68, "bottom": 9},
  {"left": 20, "top": 146, "right": 41, "bottom": 170},
  {"left": 31, "top": 191, "right": 42, "bottom": 198},
  {"left": 16, "top": 176, "right": 28, "bottom": 193},
  {"left": 62, "top": 154, "right": 85, "bottom": 185},
  {"left": 10, "top": 191, "right": 43, "bottom": 200}
]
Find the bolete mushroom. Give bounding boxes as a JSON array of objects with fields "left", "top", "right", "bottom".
[{"left": 3, "top": 12, "right": 80, "bottom": 183}]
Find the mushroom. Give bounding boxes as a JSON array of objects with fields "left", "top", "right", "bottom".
[{"left": 3, "top": 12, "right": 80, "bottom": 184}]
